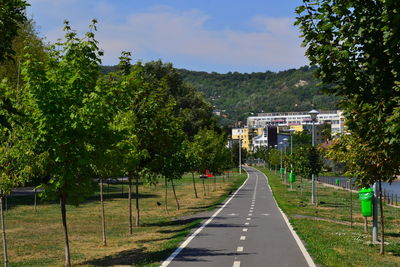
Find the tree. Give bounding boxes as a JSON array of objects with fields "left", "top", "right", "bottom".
[
  {"left": 295, "top": 0, "right": 400, "bottom": 254},
  {"left": 268, "top": 149, "right": 281, "bottom": 171},
  {"left": 0, "top": 79, "right": 36, "bottom": 267},
  {"left": 22, "top": 20, "right": 103, "bottom": 266},
  {"left": 0, "top": 0, "right": 28, "bottom": 61},
  {"left": 183, "top": 140, "right": 201, "bottom": 198}
]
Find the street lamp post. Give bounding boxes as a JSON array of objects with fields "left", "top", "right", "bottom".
[
  {"left": 283, "top": 138, "right": 288, "bottom": 184},
  {"left": 274, "top": 144, "right": 278, "bottom": 174},
  {"left": 309, "top": 109, "right": 319, "bottom": 204},
  {"left": 239, "top": 137, "right": 242, "bottom": 174},
  {"left": 288, "top": 128, "right": 295, "bottom": 190},
  {"left": 279, "top": 141, "right": 283, "bottom": 180}
]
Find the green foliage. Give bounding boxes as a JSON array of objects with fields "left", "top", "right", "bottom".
[
  {"left": 0, "top": 0, "right": 28, "bottom": 62},
  {"left": 101, "top": 65, "right": 339, "bottom": 126},
  {"left": 178, "top": 66, "right": 339, "bottom": 123},
  {"left": 295, "top": 0, "right": 400, "bottom": 184},
  {"left": 268, "top": 149, "right": 281, "bottom": 167},
  {"left": 253, "top": 146, "right": 270, "bottom": 163},
  {"left": 289, "top": 145, "right": 323, "bottom": 179},
  {"left": 190, "top": 129, "right": 231, "bottom": 174},
  {"left": 22, "top": 20, "right": 103, "bottom": 205},
  {"left": 140, "top": 60, "right": 216, "bottom": 139},
  {"left": 293, "top": 130, "right": 311, "bottom": 146}
]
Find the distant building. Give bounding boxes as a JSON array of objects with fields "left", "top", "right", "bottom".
[
  {"left": 253, "top": 126, "right": 277, "bottom": 150},
  {"left": 247, "top": 110, "right": 345, "bottom": 136}
]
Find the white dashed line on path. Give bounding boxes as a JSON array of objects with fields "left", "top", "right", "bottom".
[
  {"left": 237, "top": 246, "right": 244, "bottom": 252},
  {"left": 246, "top": 218, "right": 251, "bottom": 220},
  {"left": 242, "top": 228, "right": 248, "bottom": 232},
  {"left": 240, "top": 236, "right": 246, "bottom": 240},
  {"left": 233, "top": 261, "right": 241, "bottom": 267}
]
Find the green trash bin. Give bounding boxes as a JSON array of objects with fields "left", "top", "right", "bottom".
[
  {"left": 335, "top": 178, "right": 340, "bottom": 186},
  {"left": 359, "top": 188, "right": 373, "bottom": 217},
  {"left": 280, "top": 168, "right": 284, "bottom": 174},
  {"left": 289, "top": 171, "right": 296, "bottom": 183}
]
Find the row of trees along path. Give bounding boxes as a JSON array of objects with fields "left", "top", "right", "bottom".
[{"left": 0, "top": 10, "right": 233, "bottom": 267}]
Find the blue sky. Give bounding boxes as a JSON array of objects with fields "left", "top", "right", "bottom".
[{"left": 27, "top": 0, "right": 308, "bottom": 73}]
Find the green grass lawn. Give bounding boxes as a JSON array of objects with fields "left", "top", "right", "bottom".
[
  {"left": 1, "top": 171, "right": 247, "bottom": 267},
  {"left": 257, "top": 167, "right": 400, "bottom": 267}
]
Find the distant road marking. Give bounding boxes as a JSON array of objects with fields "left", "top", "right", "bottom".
[
  {"left": 233, "top": 261, "right": 241, "bottom": 267},
  {"left": 248, "top": 213, "right": 252, "bottom": 216},
  {"left": 228, "top": 213, "right": 238, "bottom": 216},
  {"left": 244, "top": 222, "right": 249, "bottom": 226},
  {"left": 160, "top": 172, "right": 250, "bottom": 267},
  {"left": 240, "top": 236, "right": 246, "bottom": 240},
  {"left": 253, "top": 167, "right": 316, "bottom": 267},
  {"left": 237, "top": 246, "right": 244, "bottom": 252},
  {"left": 246, "top": 218, "right": 251, "bottom": 220},
  {"left": 262, "top": 213, "right": 270, "bottom": 216},
  {"left": 242, "top": 228, "right": 248, "bottom": 232}
]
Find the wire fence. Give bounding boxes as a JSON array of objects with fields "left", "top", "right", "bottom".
[{"left": 318, "top": 176, "right": 400, "bottom": 207}]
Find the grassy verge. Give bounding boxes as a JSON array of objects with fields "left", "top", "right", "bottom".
[
  {"left": 1, "top": 171, "right": 247, "bottom": 267},
  {"left": 257, "top": 167, "right": 400, "bottom": 267}
]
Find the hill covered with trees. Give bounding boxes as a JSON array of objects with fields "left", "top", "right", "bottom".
[
  {"left": 101, "top": 65, "right": 339, "bottom": 126},
  {"left": 177, "top": 66, "right": 339, "bottom": 125}
]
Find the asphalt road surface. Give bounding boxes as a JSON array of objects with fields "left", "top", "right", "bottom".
[{"left": 162, "top": 166, "right": 313, "bottom": 267}]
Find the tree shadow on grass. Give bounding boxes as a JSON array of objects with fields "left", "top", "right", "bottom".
[
  {"left": 81, "top": 247, "right": 174, "bottom": 266},
  {"left": 82, "top": 192, "right": 158, "bottom": 205},
  {"left": 386, "top": 232, "right": 400, "bottom": 238},
  {"left": 318, "top": 202, "right": 347, "bottom": 207},
  {"left": 81, "top": 246, "right": 254, "bottom": 266},
  {"left": 142, "top": 217, "right": 208, "bottom": 227}
]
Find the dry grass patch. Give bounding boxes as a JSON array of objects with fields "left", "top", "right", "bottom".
[{"left": 0, "top": 173, "right": 246, "bottom": 266}]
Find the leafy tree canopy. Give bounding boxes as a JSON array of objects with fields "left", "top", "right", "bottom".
[{"left": 295, "top": 0, "right": 400, "bottom": 184}]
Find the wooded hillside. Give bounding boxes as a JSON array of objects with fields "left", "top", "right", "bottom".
[{"left": 101, "top": 65, "right": 339, "bottom": 126}]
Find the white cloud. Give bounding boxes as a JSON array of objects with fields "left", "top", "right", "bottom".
[{"left": 32, "top": 4, "right": 308, "bottom": 71}]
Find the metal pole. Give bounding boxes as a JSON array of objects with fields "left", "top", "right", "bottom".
[
  {"left": 290, "top": 134, "right": 293, "bottom": 190},
  {"left": 280, "top": 145, "right": 283, "bottom": 180},
  {"left": 372, "top": 182, "right": 379, "bottom": 243},
  {"left": 290, "top": 134, "right": 293, "bottom": 155},
  {"left": 239, "top": 138, "right": 242, "bottom": 174},
  {"left": 311, "top": 120, "right": 316, "bottom": 204},
  {"left": 284, "top": 143, "right": 287, "bottom": 184}
]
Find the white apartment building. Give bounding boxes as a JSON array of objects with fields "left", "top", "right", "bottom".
[{"left": 247, "top": 110, "right": 345, "bottom": 136}]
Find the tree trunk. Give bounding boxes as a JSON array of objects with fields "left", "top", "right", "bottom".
[
  {"left": 349, "top": 181, "right": 353, "bottom": 228},
  {"left": 100, "top": 178, "right": 107, "bottom": 246},
  {"left": 171, "top": 178, "right": 180, "bottom": 210},
  {"left": 364, "top": 216, "right": 368, "bottom": 233},
  {"left": 60, "top": 195, "right": 71, "bottom": 267},
  {"left": 135, "top": 176, "right": 140, "bottom": 227},
  {"left": 164, "top": 177, "right": 169, "bottom": 213},
  {"left": 0, "top": 196, "right": 8, "bottom": 267},
  {"left": 34, "top": 188, "right": 37, "bottom": 212},
  {"left": 213, "top": 177, "right": 216, "bottom": 191},
  {"left": 379, "top": 180, "right": 385, "bottom": 255},
  {"left": 300, "top": 175, "right": 303, "bottom": 195},
  {"left": 202, "top": 178, "right": 206, "bottom": 197},
  {"left": 128, "top": 176, "right": 133, "bottom": 235},
  {"left": 191, "top": 172, "right": 198, "bottom": 198}
]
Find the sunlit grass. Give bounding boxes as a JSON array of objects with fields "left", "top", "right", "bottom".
[
  {"left": 1, "top": 171, "right": 247, "bottom": 267},
  {"left": 258, "top": 167, "right": 400, "bottom": 267}
]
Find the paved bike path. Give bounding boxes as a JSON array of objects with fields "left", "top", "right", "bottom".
[{"left": 162, "top": 167, "right": 313, "bottom": 267}]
